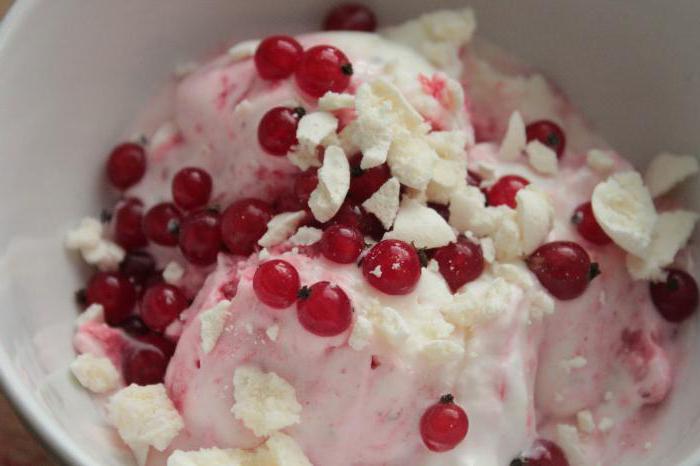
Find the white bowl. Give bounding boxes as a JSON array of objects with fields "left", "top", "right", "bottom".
[{"left": 0, "top": 1, "right": 698, "bottom": 465}]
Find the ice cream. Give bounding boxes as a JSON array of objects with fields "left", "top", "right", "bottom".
[{"left": 65, "top": 5, "right": 699, "bottom": 466}]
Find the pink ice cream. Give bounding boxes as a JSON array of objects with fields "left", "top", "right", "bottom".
[{"left": 69, "top": 8, "right": 697, "bottom": 466}]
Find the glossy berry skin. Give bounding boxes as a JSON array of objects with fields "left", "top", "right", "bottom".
[
  {"left": 650, "top": 269, "right": 699, "bottom": 323},
  {"left": 511, "top": 439, "right": 570, "bottom": 466},
  {"left": 320, "top": 224, "right": 364, "bottom": 264},
  {"left": 113, "top": 198, "right": 148, "bottom": 251},
  {"left": 255, "top": 35, "right": 303, "bottom": 79},
  {"left": 330, "top": 201, "right": 385, "bottom": 241},
  {"left": 86, "top": 272, "right": 137, "bottom": 326},
  {"left": 143, "top": 202, "right": 182, "bottom": 246},
  {"left": 140, "top": 283, "right": 189, "bottom": 332},
  {"left": 571, "top": 202, "right": 611, "bottom": 245},
  {"left": 221, "top": 198, "right": 273, "bottom": 256},
  {"left": 122, "top": 334, "right": 175, "bottom": 386},
  {"left": 434, "top": 237, "right": 485, "bottom": 293},
  {"left": 297, "top": 281, "right": 352, "bottom": 336},
  {"left": 106, "top": 143, "right": 146, "bottom": 190},
  {"left": 362, "top": 240, "right": 421, "bottom": 295},
  {"left": 420, "top": 395, "right": 469, "bottom": 452},
  {"left": 526, "top": 120, "right": 566, "bottom": 158},
  {"left": 348, "top": 156, "right": 391, "bottom": 204},
  {"left": 487, "top": 175, "right": 530, "bottom": 208},
  {"left": 172, "top": 167, "right": 213, "bottom": 211},
  {"left": 323, "top": 3, "right": 377, "bottom": 31},
  {"left": 258, "top": 107, "right": 304, "bottom": 156},
  {"left": 295, "top": 45, "right": 353, "bottom": 98},
  {"left": 253, "top": 260, "right": 301, "bottom": 309},
  {"left": 294, "top": 169, "right": 319, "bottom": 206},
  {"left": 119, "top": 251, "right": 156, "bottom": 286},
  {"left": 527, "top": 241, "right": 594, "bottom": 300},
  {"left": 178, "top": 210, "right": 222, "bottom": 266}
]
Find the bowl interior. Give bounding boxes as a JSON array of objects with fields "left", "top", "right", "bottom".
[{"left": 0, "top": 1, "right": 699, "bottom": 465}]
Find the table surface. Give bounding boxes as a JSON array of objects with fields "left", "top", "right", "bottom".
[{"left": 1, "top": 4, "right": 60, "bottom": 466}]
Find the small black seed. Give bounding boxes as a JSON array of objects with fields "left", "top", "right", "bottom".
[
  {"left": 297, "top": 286, "right": 311, "bottom": 300},
  {"left": 100, "top": 209, "right": 113, "bottom": 223},
  {"left": 75, "top": 288, "right": 87, "bottom": 307},
  {"left": 510, "top": 458, "right": 528, "bottom": 466},
  {"left": 341, "top": 63, "right": 354, "bottom": 76},
  {"left": 293, "top": 107, "right": 307, "bottom": 119},
  {"left": 668, "top": 275, "right": 680, "bottom": 291},
  {"left": 439, "top": 393, "right": 454, "bottom": 404},
  {"left": 589, "top": 262, "right": 601, "bottom": 280},
  {"left": 571, "top": 210, "right": 583, "bottom": 225},
  {"left": 137, "top": 134, "right": 149, "bottom": 146},
  {"left": 167, "top": 219, "right": 181, "bottom": 236},
  {"left": 351, "top": 166, "right": 364, "bottom": 178},
  {"left": 546, "top": 132, "right": 560, "bottom": 148}
]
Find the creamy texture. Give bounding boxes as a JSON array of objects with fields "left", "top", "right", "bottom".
[{"left": 69, "top": 11, "right": 696, "bottom": 466}]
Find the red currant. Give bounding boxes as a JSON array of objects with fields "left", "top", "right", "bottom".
[
  {"left": 348, "top": 156, "right": 391, "bottom": 204},
  {"left": 253, "top": 260, "right": 301, "bottom": 309},
  {"left": 258, "top": 107, "right": 304, "bottom": 156},
  {"left": 178, "top": 210, "right": 222, "bottom": 266},
  {"left": 362, "top": 240, "right": 421, "bottom": 295},
  {"left": 106, "top": 143, "right": 146, "bottom": 190},
  {"left": 527, "top": 241, "right": 596, "bottom": 300},
  {"left": 122, "top": 334, "right": 175, "bottom": 386},
  {"left": 512, "top": 439, "right": 570, "bottom": 466},
  {"left": 221, "top": 198, "right": 273, "bottom": 256},
  {"left": 571, "top": 202, "right": 611, "bottom": 245},
  {"left": 323, "top": 3, "right": 377, "bottom": 31},
  {"left": 172, "top": 167, "right": 213, "bottom": 211},
  {"left": 526, "top": 120, "right": 566, "bottom": 158},
  {"left": 295, "top": 45, "right": 353, "bottom": 98},
  {"left": 140, "top": 283, "right": 188, "bottom": 332},
  {"left": 650, "top": 269, "right": 699, "bottom": 323},
  {"left": 113, "top": 198, "right": 148, "bottom": 251},
  {"left": 434, "top": 237, "right": 485, "bottom": 293},
  {"left": 143, "top": 202, "right": 182, "bottom": 246},
  {"left": 487, "top": 175, "right": 529, "bottom": 208},
  {"left": 420, "top": 394, "right": 469, "bottom": 452},
  {"left": 119, "top": 251, "right": 156, "bottom": 286},
  {"left": 297, "top": 281, "right": 352, "bottom": 336},
  {"left": 86, "top": 271, "right": 136, "bottom": 326},
  {"left": 294, "top": 169, "right": 319, "bottom": 206},
  {"left": 254, "top": 35, "right": 303, "bottom": 80},
  {"left": 320, "top": 224, "right": 364, "bottom": 264}
]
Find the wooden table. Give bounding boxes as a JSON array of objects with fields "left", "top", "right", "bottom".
[{"left": 0, "top": 5, "right": 59, "bottom": 466}]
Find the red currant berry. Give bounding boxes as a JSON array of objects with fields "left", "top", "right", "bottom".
[
  {"left": 119, "top": 251, "right": 156, "bottom": 285},
  {"left": 650, "top": 269, "right": 699, "bottom": 323},
  {"left": 143, "top": 202, "right": 182, "bottom": 246},
  {"left": 434, "top": 237, "right": 485, "bottom": 293},
  {"left": 323, "top": 3, "right": 377, "bottom": 31},
  {"left": 513, "top": 439, "right": 570, "bottom": 466},
  {"left": 571, "top": 202, "right": 611, "bottom": 245},
  {"left": 294, "top": 169, "right": 319, "bottom": 206},
  {"left": 320, "top": 224, "right": 364, "bottom": 264},
  {"left": 487, "top": 175, "right": 530, "bottom": 208},
  {"left": 172, "top": 167, "right": 213, "bottom": 211},
  {"left": 348, "top": 156, "right": 391, "bottom": 204},
  {"left": 420, "top": 394, "right": 469, "bottom": 452},
  {"left": 140, "top": 283, "right": 188, "bottom": 332},
  {"left": 253, "top": 260, "right": 301, "bottom": 309},
  {"left": 295, "top": 45, "right": 353, "bottom": 98},
  {"left": 123, "top": 334, "right": 174, "bottom": 386},
  {"left": 527, "top": 241, "right": 596, "bottom": 300},
  {"left": 254, "top": 35, "right": 303, "bottom": 80},
  {"left": 297, "top": 282, "right": 352, "bottom": 336},
  {"left": 86, "top": 271, "right": 136, "bottom": 326},
  {"left": 106, "top": 143, "right": 146, "bottom": 190},
  {"left": 362, "top": 240, "right": 421, "bottom": 295},
  {"left": 258, "top": 107, "right": 304, "bottom": 156},
  {"left": 221, "top": 199, "right": 273, "bottom": 256},
  {"left": 526, "top": 120, "right": 566, "bottom": 158},
  {"left": 113, "top": 198, "right": 148, "bottom": 251},
  {"left": 178, "top": 210, "right": 222, "bottom": 266}
]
